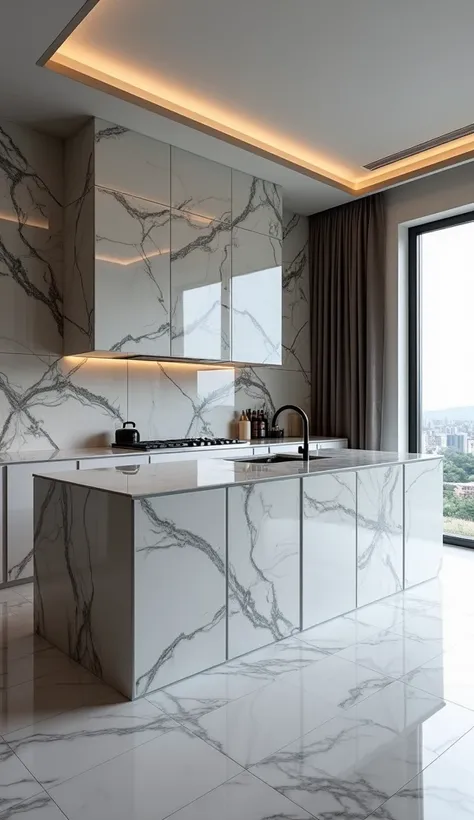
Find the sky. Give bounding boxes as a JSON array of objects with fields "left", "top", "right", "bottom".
[{"left": 421, "top": 221, "right": 474, "bottom": 411}]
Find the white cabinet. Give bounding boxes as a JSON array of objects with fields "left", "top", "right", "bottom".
[
  {"left": 6, "top": 460, "right": 78, "bottom": 582},
  {"left": 404, "top": 459, "right": 443, "bottom": 588},
  {"left": 302, "top": 472, "right": 356, "bottom": 627},
  {"left": 149, "top": 447, "right": 253, "bottom": 463},
  {"left": 317, "top": 439, "right": 348, "bottom": 450},
  {"left": 227, "top": 478, "right": 300, "bottom": 658},
  {"left": 78, "top": 455, "right": 149, "bottom": 470},
  {"left": 357, "top": 465, "right": 403, "bottom": 606}
]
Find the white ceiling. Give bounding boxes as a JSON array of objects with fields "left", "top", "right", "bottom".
[{"left": 3, "top": 0, "right": 474, "bottom": 213}]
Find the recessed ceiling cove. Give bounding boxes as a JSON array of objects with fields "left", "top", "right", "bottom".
[{"left": 42, "top": 0, "right": 474, "bottom": 196}]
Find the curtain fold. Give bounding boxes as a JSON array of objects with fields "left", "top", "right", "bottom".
[{"left": 309, "top": 193, "right": 385, "bottom": 450}]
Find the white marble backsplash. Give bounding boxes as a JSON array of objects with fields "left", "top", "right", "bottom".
[{"left": 0, "top": 118, "right": 310, "bottom": 451}]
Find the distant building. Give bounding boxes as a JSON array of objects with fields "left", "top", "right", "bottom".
[
  {"left": 447, "top": 433, "right": 468, "bottom": 453},
  {"left": 454, "top": 483, "right": 474, "bottom": 498}
]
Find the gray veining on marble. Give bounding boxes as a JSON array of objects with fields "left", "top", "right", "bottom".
[
  {"left": 134, "top": 490, "right": 226, "bottom": 695},
  {"left": 227, "top": 479, "right": 300, "bottom": 658},
  {"left": 303, "top": 471, "right": 357, "bottom": 626},
  {"left": 34, "top": 477, "right": 133, "bottom": 697},
  {"left": 232, "top": 169, "right": 282, "bottom": 239},
  {"left": 0, "top": 119, "right": 63, "bottom": 356},
  {"left": 357, "top": 465, "right": 404, "bottom": 607},
  {"left": 95, "top": 186, "right": 171, "bottom": 355},
  {"left": 94, "top": 118, "right": 170, "bottom": 205},
  {"left": 171, "top": 146, "right": 231, "bottom": 224},
  {"left": 170, "top": 209, "right": 231, "bottom": 359}
]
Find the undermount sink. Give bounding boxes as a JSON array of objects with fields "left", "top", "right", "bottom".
[{"left": 227, "top": 453, "right": 331, "bottom": 465}]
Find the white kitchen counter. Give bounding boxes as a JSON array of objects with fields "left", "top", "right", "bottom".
[
  {"left": 0, "top": 436, "right": 344, "bottom": 465},
  {"left": 35, "top": 448, "right": 440, "bottom": 499}
]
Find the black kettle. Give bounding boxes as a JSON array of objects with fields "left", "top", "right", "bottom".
[{"left": 115, "top": 421, "right": 140, "bottom": 445}]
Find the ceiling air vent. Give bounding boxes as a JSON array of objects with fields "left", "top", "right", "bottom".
[{"left": 363, "top": 123, "right": 474, "bottom": 171}]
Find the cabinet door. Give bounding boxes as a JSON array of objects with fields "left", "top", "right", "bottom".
[
  {"left": 78, "top": 455, "right": 149, "bottom": 469},
  {"left": 134, "top": 489, "right": 226, "bottom": 693},
  {"left": 357, "top": 465, "right": 403, "bottom": 606},
  {"left": 7, "top": 460, "right": 78, "bottom": 582},
  {"left": 149, "top": 448, "right": 253, "bottom": 463},
  {"left": 170, "top": 209, "right": 231, "bottom": 360},
  {"left": 404, "top": 459, "right": 443, "bottom": 588},
  {"left": 269, "top": 444, "right": 300, "bottom": 454},
  {"left": 231, "top": 227, "right": 282, "bottom": 364},
  {"left": 302, "top": 472, "right": 356, "bottom": 628},
  {"left": 228, "top": 478, "right": 300, "bottom": 658},
  {"left": 94, "top": 186, "right": 171, "bottom": 357}
]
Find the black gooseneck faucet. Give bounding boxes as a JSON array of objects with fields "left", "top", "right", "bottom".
[{"left": 271, "top": 404, "right": 310, "bottom": 461}]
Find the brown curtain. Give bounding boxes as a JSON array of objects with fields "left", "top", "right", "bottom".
[{"left": 309, "top": 193, "right": 386, "bottom": 450}]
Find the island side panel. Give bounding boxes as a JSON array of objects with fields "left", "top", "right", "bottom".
[
  {"left": 34, "top": 477, "right": 134, "bottom": 698},
  {"left": 404, "top": 459, "right": 443, "bottom": 588},
  {"left": 357, "top": 465, "right": 403, "bottom": 606},
  {"left": 227, "top": 479, "right": 300, "bottom": 659},
  {"left": 134, "top": 489, "right": 226, "bottom": 696},
  {"left": 302, "top": 472, "right": 357, "bottom": 627}
]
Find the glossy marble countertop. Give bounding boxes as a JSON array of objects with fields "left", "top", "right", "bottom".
[
  {"left": 34, "top": 449, "right": 441, "bottom": 499},
  {"left": 0, "top": 436, "right": 345, "bottom": 466}
]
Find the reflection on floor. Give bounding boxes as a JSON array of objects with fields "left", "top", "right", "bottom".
[{"left": 0, "top": 547, "right": 473, "bottom": 818}]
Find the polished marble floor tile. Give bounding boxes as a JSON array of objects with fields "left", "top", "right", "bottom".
[
  {"left": 297, "top": 615, "right": 386, "bottom": 655},
  {"left": 401, "top": 645, "right": 474, "bottom": 711},
  {"left": 166, "top": 771, "right": 313, "bottom": 820},
  {"left": 0, "top": 793, "right": 66, "bottom": 819},
  {"left": 250, "top": 679, "right": 474, "bottom": 819},
  {"left": 49, "top": 727, "right": 242, "bottom": 820},
  {"left": 193, "top": 676, "right": 340, "bottom": 767},
  {"left": 368, "top": 754, "right": 474, "bottom": 819},
  {"left": 0, "top": 742, "right": 45, "bottom": 814},
  {"left": 337, "top": 627, "right": 444, "bottom": 679},
  {"left": 147, "top": 636, "right": 327, "bottom": 727},
  {"left": 6, "top": 698, "right": 176, "bottom": 788},
  {"left": 281, "top": 652, "right": 394, "bottom": 710},
  {"left": 0, "top": 662, "right": 121, "bottom": 734},
  {"left": 0, "top": 646, "right": 95, "bottom": 691}
]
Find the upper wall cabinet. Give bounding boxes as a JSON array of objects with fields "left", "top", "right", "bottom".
[{"left": 64, "top": 119, "right": 283, "bottom": 364}]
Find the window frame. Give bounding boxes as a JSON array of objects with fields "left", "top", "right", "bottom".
[{"left": 408, "top": 209, "right": 474, "bottom": 549}]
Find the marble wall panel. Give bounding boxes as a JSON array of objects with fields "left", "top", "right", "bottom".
[
  {"left": 94, "top": 119, "right": 170, "bottom": 205},
  {"left": 357, "top": 465, "right": 404, "bottom": 606},
  {"left": 95, "top": 186, "right": 171, "bottom": 355},
  {"left": 171, "top": 147, "right": 231, "bottom": 224},
  {"left": 0, "top": 119, "right": 63, "bottom": 355},
  {"left": 34, "top": 477, "right": 134, "bottom": 697},
  {"left": 0, "top": 354, "right": 127, "bottom": 451},
  {"left": 227, "top": 478, "right": 300, "bottom": 658},
  {"left": 404, "top": 459, "right": 443, "bottom": 588},
  {"left": 170, "top": 209, "right": 231, "bottom": 360},
  {"left": 64, "top": 121, "right": 95, "bottom": 354},
  {"left": 127, "top": 361, "right": 310, "bottom": 440},
  {"left": 134, "top": 489, "right": 226, "bottom": 694},
  {"left": 282, "top": 210, "right": 310, "bottom": 373},
  {"left": 231, "top": 170, "right": 282, "bottom": 239},
  {"left": 302, "top": 471, "right": 357, "bottom": 627},
  {"left": 231, "top": 227, "right": 282, "bottom": 365}
]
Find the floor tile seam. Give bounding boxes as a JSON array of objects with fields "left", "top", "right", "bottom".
[
  {"left": 231, "top": 766, "right": 322, "bottom": 820},
  {"left": 363, "top": 735, "right": 474, "bottom": 819},
  {"left": 40, "top": 720, "right": 183, "bottom": 793},
  {"left": 144, "top": 674, "right": 285, "bottom": 725},
  {"left": 397, "top": 676, "right": 474, "bottom": 713},
  {"left": 1, "top": 745, "right": 53, "bottom": 809},
  {"left": 157, "top": 772, "right": 253, "bottom": 820},
  {"left": 0, "top": 662, "right": 97, "bottom": 695}
]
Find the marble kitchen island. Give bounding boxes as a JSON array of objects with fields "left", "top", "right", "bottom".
[{"left": 33, "top": 449, "right": 443, "bottom": 699}]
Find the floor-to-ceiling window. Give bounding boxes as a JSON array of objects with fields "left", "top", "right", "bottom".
[{"left": 409, "top": 211, "right": 474, "bottom": 548}]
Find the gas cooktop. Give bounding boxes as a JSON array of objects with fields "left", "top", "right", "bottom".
[{"left": 112, "top": 437, "right": 247, "bottom": 452}]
